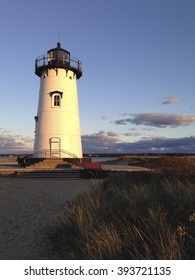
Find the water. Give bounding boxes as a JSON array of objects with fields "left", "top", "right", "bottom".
[
  {"left": 0, "top": 156, "right": 9, "bottom": 161},
  {"left": 0, "top": 156, "right": 16, "bottom": 162},
  {"left": 0, "top": 156, "right": 119, "bottom": 163},
  {"left": 92, "top": 157, "right": 119, "bottom": 163}
]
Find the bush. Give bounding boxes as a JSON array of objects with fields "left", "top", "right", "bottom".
[{"left": 50, "top": 172, "right": 195, "bottom": 259}]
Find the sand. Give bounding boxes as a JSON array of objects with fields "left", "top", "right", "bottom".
[{"left": 0, "top": 177, "right": 100, "bottom": 260}]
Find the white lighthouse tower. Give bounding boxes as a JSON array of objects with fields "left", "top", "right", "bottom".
[{"left": 33, "top": 42, "right": 83, "bottom": 159}]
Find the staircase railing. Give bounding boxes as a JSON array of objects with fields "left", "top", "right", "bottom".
[{"left": 32, "top": 149, "right": 78, "bottom": 158}]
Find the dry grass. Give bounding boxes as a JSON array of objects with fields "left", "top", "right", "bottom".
[
  {"left": 123, "top": 155, "right": 195, "bottom": 174},
  {"left": 49, "top": 156, "right": 195, "bottom": 260}
]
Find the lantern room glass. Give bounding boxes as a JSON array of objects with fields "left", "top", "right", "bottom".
[{"left": 48, "top": 50, "right": 70, "bottom": 66}]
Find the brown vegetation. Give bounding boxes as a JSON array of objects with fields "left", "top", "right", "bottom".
[
  {"left": 49, "top": 156, "right": 195, "bottom": 259},
  {"left": 122, "top": 155, "right": 195, "bottom": 174}
]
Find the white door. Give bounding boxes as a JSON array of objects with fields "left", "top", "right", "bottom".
[{"left": 50, "top": 137, "right": 61, "bottom": 158}]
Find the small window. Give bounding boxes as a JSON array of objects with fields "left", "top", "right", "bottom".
[{"left": 53, "top": 95, "right": 61, "bottom": 107}]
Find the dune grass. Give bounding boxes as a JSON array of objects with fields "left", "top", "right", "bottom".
[{"left": 50, "top": 171, "right": 195, "bottom": 259}]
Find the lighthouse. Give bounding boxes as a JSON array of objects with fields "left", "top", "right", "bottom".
[{"left": 33, "top": 42, "right": 83, "bottom": 159}]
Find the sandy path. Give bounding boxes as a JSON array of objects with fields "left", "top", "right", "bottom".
[{"left": 0, "top": 178, "right": 99, "bottom": 260}]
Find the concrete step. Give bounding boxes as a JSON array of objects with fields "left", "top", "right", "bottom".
[
  {"left": 26, "top": 159, "right": 71, "bottom": 169},
  {"left": 15, "top": 169, "right": 81, "bottom": 179}
]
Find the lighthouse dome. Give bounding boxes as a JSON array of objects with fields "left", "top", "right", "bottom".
[{"left": 35, "top": 42, "right": 82, "bottom": 79}]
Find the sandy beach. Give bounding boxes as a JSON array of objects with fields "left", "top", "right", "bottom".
[{"left": 0, "top": 177, "right": 99, "bottom": 260}]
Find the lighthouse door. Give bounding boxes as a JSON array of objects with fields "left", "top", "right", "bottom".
[{"left": 50, "top": 137, "right": 61, "bottom": 158}]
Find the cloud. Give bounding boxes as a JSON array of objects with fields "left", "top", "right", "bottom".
[
  {"left": 143, "top": 127, "right": 157, "bottom": 131},
  {"left": 160, "top": 95, "right": 180, "bottom": 105},
  {"left": 107, "top": 131, "right": 118, "bottom": 137},
  {"left": 114, "top": 113, "right": 195, "bottom": 128},
  {"left": 122, "top": 136, "right": 195, "bottom": 153},
  {"left": 82, "top": 130, "right": 121, "bottom": 153},
  {"left": 123, "top": 132, "right": 141, "bottom": 137},
  {"left": 124, "top": 136, "right": 195, "bottom": 153},
  {"left": 21, "top": 137, "right": 34, "bottom": 143},
  {"left": 121, "top": 112, "right": 130, "bottom": 117},
  {"left": 82, "top": 132, "right": 195, "bottom": 154},
  {"left": 0, "top": 128, "right": 10, "bottom": 134},
  {"left": 0, "top": 130, "right": 33, "bottom": 153}
]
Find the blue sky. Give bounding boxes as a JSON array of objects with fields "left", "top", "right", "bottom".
[{"left": 0, "top": 0, "right": 195, "bottom": 154}]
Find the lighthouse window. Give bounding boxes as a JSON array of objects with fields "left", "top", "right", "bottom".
[{"left": 54, "top": 95, "right": 61, "bottom": 107}]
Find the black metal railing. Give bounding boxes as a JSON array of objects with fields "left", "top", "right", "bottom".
[
  {"left": 35, "top": 54, "right": 82, "bottom": 78},
  {"left": 32, "top": 149, "right": 78, "bottom": 159}
]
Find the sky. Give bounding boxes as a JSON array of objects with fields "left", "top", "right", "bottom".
[{"left": 0, "top": 0, "right": 195, "bottom": 154}]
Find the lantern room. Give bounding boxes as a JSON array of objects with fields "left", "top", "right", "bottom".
[
  {"left": 35, "top": 42, "right": 82, "bottom": 79},
  {"left": 47, "top": 42, "right": 70, "bottom": 67}
]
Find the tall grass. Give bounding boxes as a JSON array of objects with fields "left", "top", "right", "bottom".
[{"left": 50, "top": 172, "right": 195, "bottom": 259}]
